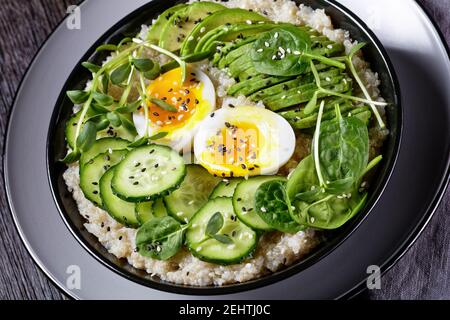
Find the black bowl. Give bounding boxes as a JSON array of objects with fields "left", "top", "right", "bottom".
[{"left": 47, "top": 0, "right": 402, "bottom": 295}]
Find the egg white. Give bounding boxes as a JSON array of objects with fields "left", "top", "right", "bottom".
[
  {"left": 133, "top": 67, "right": 216, "bottom": 152},
  {"left": 194, "top": 106, "right": 296, "bottom": 176}
]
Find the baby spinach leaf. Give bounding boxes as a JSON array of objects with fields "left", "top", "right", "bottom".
[
  {"left": 135, "top": 216, "right": 184, "bottom": 260},
  {"left": 250, "top": 26, "right": 311, "bottom": 76},
  {"left": 318, "top": 105, "right": 369, "bottom": 191},
  {"left": 255, "top": 180, "right": 303, "bottom": 233},
  {"left": 291, "top": 191, "right": 367, "bottom": 230},
  {"left": 206, "top": 212, "right": 224, "bottom": 237}
]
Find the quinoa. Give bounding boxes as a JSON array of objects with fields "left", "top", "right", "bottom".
[{"left": 63, "top": 0, "right": 387, "bottom": 286}]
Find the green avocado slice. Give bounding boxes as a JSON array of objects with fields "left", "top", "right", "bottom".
[
  {"left": 180, "top": 8, "right": 268, "bottom": 56},
  {"left": 159, "top": 1, "right": 225, "bottom": 52},
  {"left": 146, "top": 3, "right": 188, "bottom": 43}
]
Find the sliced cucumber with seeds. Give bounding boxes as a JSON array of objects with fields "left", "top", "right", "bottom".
[
  {"left": 210, "top": 178, "right": 243, "bottom": 199},
  {"left": 79, "top": 149, "right": 128, "bottom": 206},
  {"left": 100, "top": 167, "right": 140, "bottom": 228},
  {"left": 153, "top": 198, "right": 168, "bottom": 217},
  {"left": 80, "top": 137, "right": 129, "bottom": 167},
  {"left": 111, "top": 145, "right": 186, "bottom": 202},
  {"left": 186, "top": 197, "right": 257, "bottom": 265},
  {"left": 135, "top": 199, "right": 167, "bottom": 224},
  {"left": 164, "top": 165, "right": 221, "bottom": 223},
  {"left": 233, "top": 176, "right": 286, "bottom": 231}
]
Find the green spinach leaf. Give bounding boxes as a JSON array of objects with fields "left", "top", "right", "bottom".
[
  {"left": 291, "top": 191, "right": 367, "bottom": 230},
  {"left": 255, "top": 180, "right": 303, "bottom": 233},
  {"left": 135, "top": 216, "right": 185, "bottom": 260},
  {"left": 250, "top": 26, "right": 345, "bottom": 77},
  {"left": 318, "top": 105, "right": 369, "bottom": 192}
]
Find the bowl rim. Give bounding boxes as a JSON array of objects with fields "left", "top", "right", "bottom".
[{"left": 45, "top": 0, "right": 403, "bottom": 296}]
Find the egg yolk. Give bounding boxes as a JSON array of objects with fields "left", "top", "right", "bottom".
[
  {"left": 144, "top": 68, "right": 204, "bottom": 130},
  {"left": 202, "top": 121, "right": 262, "bottom": 177}
]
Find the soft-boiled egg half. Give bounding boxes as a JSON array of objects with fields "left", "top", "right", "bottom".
[
  {"left": 133, "top": 67, "right": 216, "bottom": 151},
  {"left": 194, "top": 106, "right": 296, "bottom": 177}
]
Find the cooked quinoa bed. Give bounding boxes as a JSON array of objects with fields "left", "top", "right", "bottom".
[{"left": 63, "top": 0, "right": 388, "bottom": 286}]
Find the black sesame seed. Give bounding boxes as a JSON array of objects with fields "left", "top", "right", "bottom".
[
  {"left": 241, "top": 164, "right": 247, "bottom": 169},
  {"left": 133, "top": 181, "right": 139, "bottom": 185},
  {"left": 92, "top": 182, "right": 98, "bottom": 185},
  {"left": 154, "top": 163, "right": 159, "bottom": 168},
  {"left": 237, "top": 198, "right": 242, "bottom": 202},
  {"left": 210, "top": 113, "right": 215, "bottom": 118},
  {"left": 150, "top": 150, "right": 155, "bottom": 154},
  {"left": 153, "top": 112, "right": 160, "bottom": 116},
  {"left": 107, "top": 227, "right": 111, "bottom": 232},
  {"left": 119, "top": 236, "right": 123, "bottom": 240},
  {"left": 228, "top": 103, "right": 236, "bottom": 108},
  {"left": 195, "top": 99, "right": 199, "bottom": 104},
  {"left": 129, "top": 176, "right": 134, "bottom": 179},
  {"left": 93, "top": 190, "right": 98, "bottom": 194},
  {"left": 134, "top": 162, "right": 141, "bottom": 167}
]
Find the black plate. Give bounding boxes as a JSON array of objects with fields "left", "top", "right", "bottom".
[{"left": 46, "top": 0, "right": 401, "bottom": 295}]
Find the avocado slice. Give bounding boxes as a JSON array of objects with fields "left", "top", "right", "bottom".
[
  {"left": 263, "top": 78, "right": 352, "bottom": 111},
  {"left": 181, "top": 8, "right": 268, "bottom": 56},
  {"left": 196, "top": 22, "right": 279, "bottom": 54},
  {"left": 218, "top": 42, "right": 255, "bottom": 69},
  {"left": 159, "top": 1, "right": 225, "bottom": 52},
  {"left": 227, "top": 74, "right": 293, "bottom": 96},
  {"left": 213, "top": 35, "right": 258, "bottom": 66},
  {"left": 146, "top": 3, "right": 188, "bottom": 43}
]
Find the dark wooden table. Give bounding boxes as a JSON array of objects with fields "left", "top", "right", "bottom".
[{"left": 0, "top": 0, "right": 449, "bottom": 300}]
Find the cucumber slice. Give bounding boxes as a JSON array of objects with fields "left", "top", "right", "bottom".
[
  {"left": 164, "top": 165, "right": 221, "bottom": 223},
  {"left": 111, "top": 145, "right": 186, "bottom": 202},
  {"left": 65, "top": 111, "right": 136, "bottom": 149},
  {"left": 135, "top": 199, "right": 167, "bottom": 224},
  {"left": 100, "top": 167, "right": 140, "bottom": 228},
  {"left": 210, "top": 178, "right": 243, "bottom": 199},
  {"left": 233, "top": 176, "right": 286, "bottom": 231},
  {"left": 186, "top": 197, "right": 257, "bottom": 265},
  {"left": 79, "top": 138, "right": 129, "bottom": 167},
  {"left": 79, "top": 150, "right": 128, "bottom": 206},
  {"left": 135, "top": 202, "right": 154, "bottom": 225},
  {"left": 153, "top": 198, "right": 168, "bottom": 217}
]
